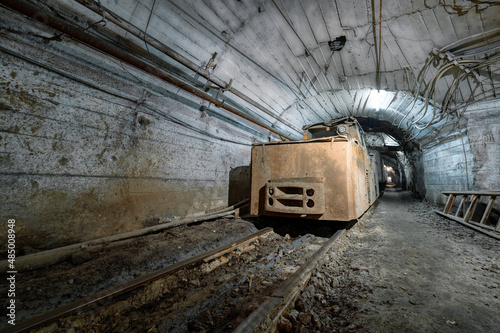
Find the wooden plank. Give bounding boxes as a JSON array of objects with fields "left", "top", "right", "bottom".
[
  {"left": 442, "top": 191, "right": 500, "bottom": 196},
  {"left": 436, "top": 211, "right": 500, "bottom": 240},
  {"left": 0, "top": 209, "right": 237, "bottom": 272},
  {"left": 455, "top": 195, "right": 466, "bottom": 217},
  {"left": 4, "top": 227, "right": 273, "bottom": 333},
  {"left": 479, "top": 196, "right": 496, "bottom": 225},
  {"left": 464, "top": 195, "right": 479, "bottom": 222},
  {"left": 468, "top": 221, "right": 496, "bottom": 232},
  {"left": 443, "top": 194, "right": 456, "bottom": 214}
]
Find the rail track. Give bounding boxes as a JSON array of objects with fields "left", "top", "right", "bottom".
[
  {"left": 2, "top": 221, "right": 346, "bottom": 333},
  {"left": 235, "top": 229, "right": 344, "bottom": 333},
  {"left": 2, "top": 227, "right": 271, "bottom": 332}
]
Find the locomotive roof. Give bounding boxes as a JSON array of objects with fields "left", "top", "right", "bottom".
[{"left": 302, "top": 116, "right": 359, "bottom": 131}]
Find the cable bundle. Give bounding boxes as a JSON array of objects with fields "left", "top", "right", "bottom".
[{"left": 399, "top": 28, "right": 500, "bottom": 142}]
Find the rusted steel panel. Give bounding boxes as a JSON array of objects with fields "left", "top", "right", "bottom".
[
  {"left": 251, "top": 117, "right": 377, "bottom": 221},
  {"left": 251, "top": 140, "right": 366, "bottom": 221},
  {"left": 251, "top": 139, "right": 350, "bottom": 220},
  {"left": 264, "top": 178, "right": 326, "bottom": 215}
]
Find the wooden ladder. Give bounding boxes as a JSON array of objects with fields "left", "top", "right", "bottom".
[{"left": 436, "top": 191, "right": 500, "bottom": 240}]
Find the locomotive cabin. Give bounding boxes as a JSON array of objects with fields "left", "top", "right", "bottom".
[{"left": 250, "top": 117, "right": 378, "bottom": 221}]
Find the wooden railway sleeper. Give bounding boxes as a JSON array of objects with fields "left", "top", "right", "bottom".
[
  {"left": 234, "top": 229, "right": 345, "bottom": 333},
  {"left": 2, "top": 228, "right": 273, "bottom": 333}
]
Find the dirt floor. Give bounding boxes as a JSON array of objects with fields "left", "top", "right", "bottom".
[
  {"left": 283, "top": 189, "right": 500, "bottom": 333},
  {"left": 2, "top": 189, "right": 498, "bottom": 332},
  {"left": 0, "top": 216, "right": 332, "bottom": 332},
  {"left": 0, "top": 217, "right": 261, "bottom": 328},
  {"left": 40, "top": 230, "right": 326, "bottom": 333}
]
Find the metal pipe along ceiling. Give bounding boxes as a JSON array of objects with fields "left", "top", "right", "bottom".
[
  {"left": 72, "top": 0, "right": 303, "bottom": 136},
  {"left": 0, "top": 0, "right": 294, "bottom": 141}
]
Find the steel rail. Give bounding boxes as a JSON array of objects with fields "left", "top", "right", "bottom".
[
  {"left": 234, "top": 229, "right": 345, "bottom": 333},
  {"left": 0, "top": 0, "right": 293, "bottom": 140},
  {"left": 0, "top": 198, "right": 249, "bottom": 272},
  {"left": 1, "top": 227, "right": 273, "bottom": 333}
]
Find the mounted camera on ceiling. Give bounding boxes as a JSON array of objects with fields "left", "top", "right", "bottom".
[{"left": 329, "top": 36, "right": 346, "bottom": 52}]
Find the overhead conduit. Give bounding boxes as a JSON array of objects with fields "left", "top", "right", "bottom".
[
  {"left": 70, "top": 0, "right": 303, "bottom": 137},
  {"left": 398, "top": 28, "right": 500, "bottom": 141},
  {"left": 0, "top": 0, "right": 294, "bottom": 140}
]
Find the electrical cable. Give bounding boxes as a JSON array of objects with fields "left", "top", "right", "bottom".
[
  {"left": 143, "top": 0, "right": 157, "bottom": 60},
  {"left": 405, "top": 56, "right": 498, "bottom": 141},
  {"left": 439, "top": 27, "right": 500, "bottom": 54},
  {"left": 377, "top": 0, "right": 382, "bottom": 91},
  {"left": 401, "top": 44, "right": 499, "bottom": 141},
  {"left": 399, "top": 26, "right": 500, "bottom": 140}
]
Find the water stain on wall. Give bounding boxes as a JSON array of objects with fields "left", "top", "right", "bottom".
[{"left": 0, "top": 26, "right": 254, "bottom": 251}]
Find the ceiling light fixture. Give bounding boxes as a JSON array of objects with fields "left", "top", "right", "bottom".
[{"left": 371, "top": 89, "right": 387, "bottom": 113}]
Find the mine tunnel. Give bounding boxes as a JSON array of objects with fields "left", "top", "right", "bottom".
[{"left": 0, "top": 0, "right": 499, "bottom": 332}]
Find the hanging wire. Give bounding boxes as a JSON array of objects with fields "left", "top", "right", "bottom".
[
  {"left": 144, "top": 0, "right": 157, "bottom": 60},
  {"left": 377, "top": 0, "right": 383, "bottom": 92},
  {"left": 398, "top": 25, "right": 500, "bottom": 141}
]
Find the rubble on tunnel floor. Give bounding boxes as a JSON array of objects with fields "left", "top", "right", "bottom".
[{"left": 281, "top": 189, "right": 499, "bottom": 333}]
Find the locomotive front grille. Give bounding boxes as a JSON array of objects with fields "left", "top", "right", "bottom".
[{"left": 264, "top": 178, "right": 325, "bottom": 215}]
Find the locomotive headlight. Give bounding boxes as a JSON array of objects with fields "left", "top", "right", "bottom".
[{"left": 337, "top": 125, "right": 347, "bottom": 134}]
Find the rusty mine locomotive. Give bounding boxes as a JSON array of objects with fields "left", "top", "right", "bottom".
[{"left": 250, "top": 117, "right": 380, "bottom": 222}]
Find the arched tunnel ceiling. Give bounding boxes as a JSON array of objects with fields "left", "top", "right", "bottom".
[{"left": 64, "top": 0, "right": 500, "bottom": 143}]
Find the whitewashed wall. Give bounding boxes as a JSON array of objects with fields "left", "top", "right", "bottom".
[
  {"left": 420, "top": 99, "right": 499, "bottom": 205},
  {"left": 0, "top": 7, "right": 262, "bottom": 249},
  {"left": 465, "top": 100, "right": 500, "bottom": 191},
  {"left": 421, "top": 137, "right": 474, "bottom": 205}
]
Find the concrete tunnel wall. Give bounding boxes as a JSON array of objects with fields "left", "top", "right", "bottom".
[
  {"left": 1, "top": 3, "right": 499, "bottom": 251},
  {"left": 419, "top": 99, "right": 500, "bottom": 206},
  {"left": 0, "top": 7, "right": 258, "bottom": 250}
]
